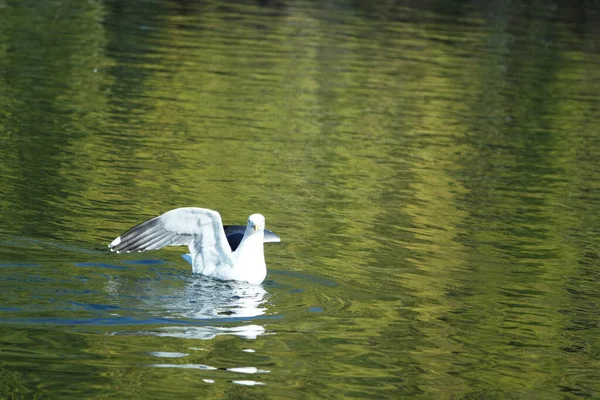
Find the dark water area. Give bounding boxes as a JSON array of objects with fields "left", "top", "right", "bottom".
[{"left": 1, "top": 0, "right": 600, "bottom": 398}]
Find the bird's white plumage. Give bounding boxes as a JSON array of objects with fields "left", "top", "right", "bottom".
[{"left": 108, "top": 208, "right": 270, "bottom": 285}]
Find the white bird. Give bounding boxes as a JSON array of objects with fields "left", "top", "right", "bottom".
[{"left": 108, "top": 208, "right": 280, "bottom": 285}]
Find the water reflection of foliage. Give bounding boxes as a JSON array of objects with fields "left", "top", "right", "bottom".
[{"left": 0, "top": 0, "right": 599, "bottom": 397}]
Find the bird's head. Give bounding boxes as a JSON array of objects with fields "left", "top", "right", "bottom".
[{"left": 247, "top": 213, "right": 265, "bottom": 233}]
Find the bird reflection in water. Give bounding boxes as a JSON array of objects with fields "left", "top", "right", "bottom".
[
  {"left": 149, "top": 275, "right": 268, "bottom": 340},
  {"left": 102, "top": 259, "right": 270, "bottom": 340}
]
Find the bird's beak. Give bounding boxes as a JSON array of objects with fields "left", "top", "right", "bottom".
[{"left": 253, "top": 225, "right": 262, "bottom": 232}]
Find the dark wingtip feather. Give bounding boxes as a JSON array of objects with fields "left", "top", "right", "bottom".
[{"left": 108, "top": 217, "right": 163, "bottom": 253}]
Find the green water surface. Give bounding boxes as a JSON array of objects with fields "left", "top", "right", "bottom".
[{"left": 1, "top": 0, "right": 600, "bottom": 398}]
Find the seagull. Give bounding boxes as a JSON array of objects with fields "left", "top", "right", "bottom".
[{"left": 108, "top": 208, "right": 280, "bottom": 285}]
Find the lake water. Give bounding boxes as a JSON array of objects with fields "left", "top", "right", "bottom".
[{"left": 1, "top": 1, "right": 600, "bottom": 398}]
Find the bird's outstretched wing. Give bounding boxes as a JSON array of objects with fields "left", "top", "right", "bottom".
[{"left": 108, "top": 208, "right": 232, "bottom": 266}]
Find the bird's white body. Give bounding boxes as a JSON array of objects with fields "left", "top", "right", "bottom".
[
  {"left": 189, "top": 215, "right": 266, "bottom": 285},
  {"left": 109, "top": 208, "right": 273, "bottom": 285}
]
